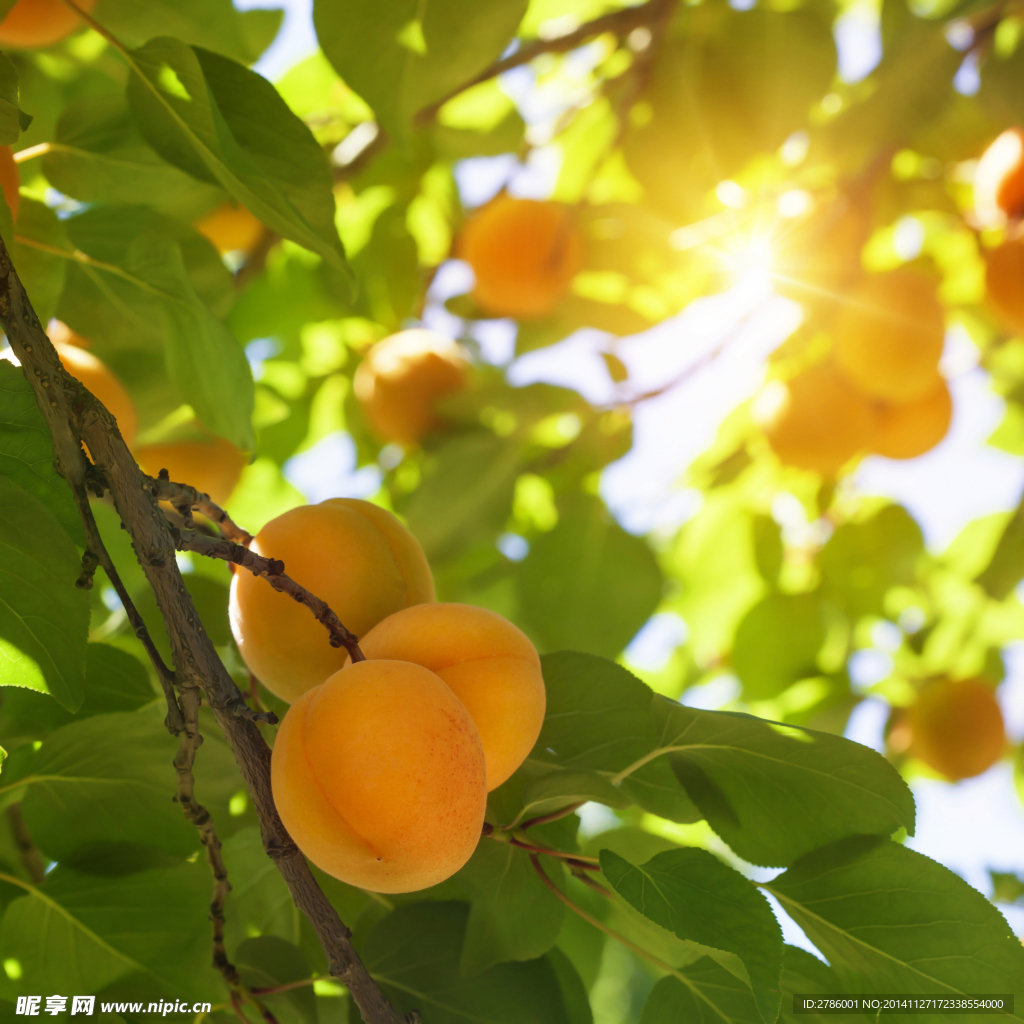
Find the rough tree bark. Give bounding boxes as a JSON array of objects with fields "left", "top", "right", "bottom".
[{"left": 0, "top": 237, "right": 414, "bottom": 1024}]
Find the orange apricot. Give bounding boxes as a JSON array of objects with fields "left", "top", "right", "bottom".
[
  {"left": 0, "top": 146, "right": 20, "bottom": 222},
  {"left": 832, "top": 270, "right": 946, "bottom": 404},
  {"left": 909, "top": 678, "right": 1006, "bottom": 781},
  {"left": 48, "top": 323, "right": 137, "bottom": 449},
  {"left": 975, "top": 128, "right": 1024, "bottom": 225},
  {"left": 984, "top": 235, "right": 1024, "bottom": 335},
  {"left": 354, "top": 329, "right": 469, "bottom": 446},
  {"left": 754, "top": 362, "right": 877, "bottom": 476},
  {"left": 272, "top": 659, "right": 486, "bottom": 892},
  {"left": 230, "top": 499, "right": 435, "bottom": 702},
  {"left": 872, "top": 378, "right": 952, "bottom": 460},
  {"left": 351, "top": 603, "right": 545, "bottom": 790},
  {"left": 0, "top": 0, "right": 95, "bottom": 47},
  {"left": 136, "top": 436, "right": 247, "bottom": 507},
  {"left": 458, "top": 195, "right": 582, "bottom": 319},
  {"left": 193, "top": 202, "right": 264, "bottom": 256}
]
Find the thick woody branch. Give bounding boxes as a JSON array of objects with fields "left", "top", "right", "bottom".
[
  {"left": 150, "top": 474, "right": 253, "bottom": 546},
  {"left": 176, "top": 530, "right": 365, "bottom": 664},
  {"left": 415, "top": 0, "right": 675, "bottom": 124},
  {"left": 0, "top": 236, "right": 412, "bottom": 1024}
]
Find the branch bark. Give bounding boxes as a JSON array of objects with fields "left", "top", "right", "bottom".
[{"left": 0, "top": 237, "right": 412, "bottom": 1024}]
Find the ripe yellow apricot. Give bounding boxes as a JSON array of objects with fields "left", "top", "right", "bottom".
[
  {"left": 351, "top": 603, "right": 545, "bottom": 790},
  {"left": 458, "top": 195, "right": 582, "bottom": 319},
  {"left": 0, "top": 146, "right": 20, "bottom": 222},
  {"left": 754, "top": 363, "right": 877, "bottom": 476},
  {"left": 136, "top": 437, "right": 246, "bottom": 507},
  {"left": 909, "top": 679, "right": 1006, "bottom": 781},
  {"left": 0, "top": 0, "right": 94, "bottom": 46},
  {"left": 984, "top": 236, "right": 1024, "bottom": 335},
  {"left": 272, "top": 659, "right": 486, "bottom": 892},
  {"left": 230, "top": 499, "right": 435, "bottom": 702},
  {"left": 872, "top": 378, "right": 952, "bottom": 460},
  {"left": 354, "top": 329, "right": 469, "bottom": 446},
  {"left": 975, "top": 128, "right": 1024, "bottom": 225},
  {"left": 832, "top": 271, "right": 946, "bottom": 404},
  {"left": 49, "top": 323, "right": 138, "bottom": 450},
  {"left": 194, "top": 202, "right": 264, "bottom": 256}
]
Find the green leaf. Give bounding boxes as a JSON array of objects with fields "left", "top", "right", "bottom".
[
  {"left": 517, "top": 495, "right": 663, "bottom": 659},
  {"left": 975, "top": 495, "right": 1024, "bottom": 600},
  {"left": 601, "top": 848, "right": 783, "bottom": 1024},
  {"left": 0, "top": 477, "right": 88, "bottom": 711},
  {"left": 234, "top": 937, "right": 317, "bottom": 1024},
  {"left": 221, "top": 827, "right": 301, "bottom": 945},
  {"left": 818, "top": 505, "right": 923, "bottom": 619},
  {"left": 0, "top": 862, "right": 216, "bottom": 998},
  {"left": 512, "top": 770, "right": 632, "bottom": 827},
  {"left": 313, "top": 0, "right": 528, "bottom": 141},
  {"left": 639, "top": 961, "right": 762, "bottom": 1024},
  {"left": 357, "top": 901, "right": 573, "bottom": 1024},
  {"left": 767, "top": 836, "right": 1024, "bottom": 1009},
  {"left": 0, "top": 54, "right": 28, "bottom": 146},
  {"left": 41, "top": 94, "right": 226, "bottom": 214},
  {"left": 545, "top": 946, "right": 593, "bottom": 1024},
  {"left": 18, "top": 706, "right": 197, "bottom": 861},
  {"left": 731, "top": 593, "right": 826, "bottom": 701},
  {"left": 0, "top": 643, "right": 153, "bottom": 738},
  {"left": 0, "top": 361, "right": 82, "bottom": 545},
  {"left": 641, "top": 696, "right": 915, "bottom": 867},
  {"left": 527, "top": 653, "right": 700, "bottom": 824},
  {"left": 453, "top": 840, "right": 565, "bottom": 976},
  {"left": 10, "top": 198, "right": 68, "bottom": 325},
  {"left": 125, "top": 39, "right": 347, "bottom": 272},
  {"left": 778, "top": 946, "right": 843, "bottom": 1024}
]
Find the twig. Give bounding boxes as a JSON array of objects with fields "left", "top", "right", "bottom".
[
  {"left": 176, "top": 529, "right": 365, "bottom": 664},
  {"left": 415, "top": 0, "right": 676, "bottom": 125},
  {"left": 0, "top": 231, "right": 412, "bottom": 1024},
  {"left": 173, "top": 683, "right": 240, "bottom": 990},
  {"left": 506, "top": 835, "right": 602, "bottom": 869},
  {"left": 5, "top": 804, "right": 45, "bottom": 884},
  {"left": 150, "top": 474, "right": 253, "bottom": 546},
  {"left": 514, "top": 801, "right": 585, "bottom": 831}
]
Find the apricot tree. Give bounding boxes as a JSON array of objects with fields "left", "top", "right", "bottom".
[{"left": 0, "top": 0, "right": 1023, "bottom": 1023}]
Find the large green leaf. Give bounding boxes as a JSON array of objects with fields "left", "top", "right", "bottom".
[
  {"left": 602, "top": 848, "right": 783, "bottom": 1024},
  {"left": 767, "top": 836, "right": 1024, "bottom": 1011},
  {"left": 0, "top": 54, "right": 29, "bottom": 146},
  {"left": 10, "top": 198, "right": 67, "bottom": 324},
  {"left": 358, "top": 901, "right": 573, "bottom": 1024},
  {"left": 635, "top": 697, "right": 915, "bottom": 867},
  {"left": 454, "top": 840, "right": 565, "bottom": 976},
  {"left": 0, "top": 362, "right": 82, "bottom": 545},
  {"left": 639, "top": 962, "right": 760, "bottom": 1024},
  {"left": 125, "top": 39, "right": 346, "bottom": 272},
  {"left": 221, "top": 827, "right": 301, "bottom": 946},
  {"left": 17, "top": 706, "right": 196, "bottom": 861},
  {"left": 313, "top": 0, "right": 528, "bottom": 141},
  {"left": 234, "top": 937, "right": 316, "bottom": 1024},
  {"left": 777, "top": 946, "right": 844, "bottom": 1024},
  {"left": 517, "top": 496, "right": 663, "bottom": 659},
  {"left": 0, "top": 478, "right": 88, "bottom": 711},
  {"left": 0, "top": 862, "right": 215, "bottom": 998}
]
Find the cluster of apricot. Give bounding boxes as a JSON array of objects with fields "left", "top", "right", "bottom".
[
  {"left": 890, "top": 678, "right": 1007, "bottom": 782},
  {"left": 755, "top": 267, "right": 952, "bottom": 476},
  {"left": 227, "top": 499, "right": 546, "bottom": 893}
]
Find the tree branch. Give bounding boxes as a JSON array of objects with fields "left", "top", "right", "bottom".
[
  {"left": 5, "top": 804, "right": 45, "bottom": 884},
  {"left": 0, "top": 236, "right": 412, "bottom": 1024},
  {"left": 414, "top": 0, "right": 675, "bottom": 125},
  {"left": 176, "top": 529, "right": 365, "bottom": 664},
  {"left": 150, "top": 474, "right": 253, "bottom": 546}
]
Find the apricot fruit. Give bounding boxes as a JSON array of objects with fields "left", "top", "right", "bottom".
[
  {"left": 351, "top": 603, "right": 545, "bottom": 790},
  {"left": 754, "top": 362, "right": 877, "bottom": 476},
  {"left": 458, "top": 195, "right": 582, "bottom": 319},
  {"left": 230, "top": 499, "right": 435, "bottom": 702},
  {"left": 194, "top": 202, "right": 264, "bottom": 256},
  {"left": 984, "top": 236, "right": 1024, "bottom": 335},
  {"left": 136, "top": 436, "right": 246, "bottom": 507},
  {"left": 872, "top": 378, "right": 952, "bottom": 460},
  {"left": 272, "top": 659, "right": 486, "bottom": 892},
  {"left": 48, "top": 323, "right": 138, "bottom": 450},
  {"left": 975, "top": 128, "right": 1024, "bottom": 225},
  {"left": 909, "top": 678, "right": 1006, "bottom": 781},
  {"left": 0, "top": 146, "right": 20, "bottom": 222},
  {"left": 832, "top": 270, "right": 945, "bottom": 404},
  {"left": 354, "top": 329, "right": 469, "bottom": 446},
  {"left": 0, "top": 0, "right": 94, "bottom": 46}
]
